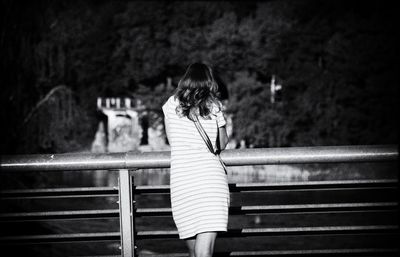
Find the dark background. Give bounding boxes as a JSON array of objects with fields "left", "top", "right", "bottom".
[{"left": 1, "top": 0, "right": 399, "bottom": 154}]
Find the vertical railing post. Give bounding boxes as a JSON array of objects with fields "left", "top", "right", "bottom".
[{"left": 118, "top": 169, "right": 135, "bottom": 257}]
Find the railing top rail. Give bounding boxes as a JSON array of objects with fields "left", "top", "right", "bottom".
[{"left": 1, "top": 145, "right": 397, "bottom": 172}]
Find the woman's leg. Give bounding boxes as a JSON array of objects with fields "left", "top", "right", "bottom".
[
  {"left": 185, "top": 238, "right": 196, "bottom": 257},
  {"left": 195, "top": 232, "right": 217, "bottom": 257}
]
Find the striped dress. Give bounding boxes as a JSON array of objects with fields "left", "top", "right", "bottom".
[{"left": 162, "top": 95, "right": 230, "bottom": 239}]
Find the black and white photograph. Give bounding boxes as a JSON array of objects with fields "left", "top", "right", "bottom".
[{"left": 0, "top": 0, "right": 398, "bottom": 256}]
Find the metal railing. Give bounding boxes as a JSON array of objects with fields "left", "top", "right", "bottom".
[{"left": 0, "top": 144, "right": 398, "bottom": 257}]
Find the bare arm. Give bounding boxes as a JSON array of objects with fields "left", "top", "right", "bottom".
[{"left": 218, "top": 126, "right": 228, "bottom": 150}]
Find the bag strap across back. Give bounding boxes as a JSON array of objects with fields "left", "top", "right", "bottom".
[{"left": 189, "top": 112, "right": 228, "bottom": 174}]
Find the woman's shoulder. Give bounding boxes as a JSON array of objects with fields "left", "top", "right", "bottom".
[
  {"left": 164, "top": 95, "right": 178, "bottom": 105},
  {"left": 163, "top": 95, "right": 179, "bottom": 110},
  {"left": 169, "top": 95, "right": 179, "bottom": 104}
]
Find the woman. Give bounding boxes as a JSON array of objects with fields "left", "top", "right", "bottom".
[{"left": 162, "top": 63, "right": 229, "bottom": 257}]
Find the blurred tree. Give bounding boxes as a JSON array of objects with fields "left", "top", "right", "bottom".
[
  {"left": 274, "top": 0, "right": 398, "bottom": 146},
  {"left": 1, "top": 0, "right": 397, "bottom": 153},
  {"left": 0, "top": 0, "right": 49, "bottom": 153}
]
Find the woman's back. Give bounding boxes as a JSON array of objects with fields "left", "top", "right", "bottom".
[
  {"left": 162, "top": 95, "right": 226, "bottom": 154},
  {"left": 162, "top": 94, "right": 230, "bottom": 240}
]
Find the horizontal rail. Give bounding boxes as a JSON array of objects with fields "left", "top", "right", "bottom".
[
  {"left": 1, "top": 202, "right": 396, "bottom": 221},
  {"left": 135, "top": 202, "right": 398, "bottom": 217},
  {"left": 1, "top": 145, "right": 397, "bottom": 171},
  {"left": 0, "top": 232, "right": 120, "bottom": 244},
  {"left": 1, "top": 225, "right": 397, "bottom": 244},
  {"left": 134, "top": 179, "right": 398, "bottom": 194},
  {"left": 139, "top": 248, "right": 399, "bottom": 257},
  {"left": 69, "top": 255, "right": 120, "bottom": 257},
  {"left": 0, "top": 187, "right": 118, "bottom": 199},
  {"left": 1, "top": 179, "right": 396, "bottom": 199},
  {"left": 0, "top": 209, "right": 119, "bottom": 221},
  {"left": 137, "top": 225, "right": 399, "bottom": 239},
  {"left": 68, "top": 248, "right": 400, "bottom": 257}
]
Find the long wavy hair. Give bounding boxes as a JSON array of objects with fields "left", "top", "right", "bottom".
[{"left": 174, "top": 63, "right": 221, "bottom": 120}]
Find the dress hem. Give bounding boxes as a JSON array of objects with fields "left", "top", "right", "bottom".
[{"left": 179, "top": 228, "right": 228, "bottom": 240}]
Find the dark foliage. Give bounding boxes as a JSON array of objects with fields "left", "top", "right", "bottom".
[{"left": 0, "top": 0, "right": 398, "bottom": 153}]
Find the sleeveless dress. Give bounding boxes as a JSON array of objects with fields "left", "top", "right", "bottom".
[{"left": 162, "top": 95, "right": 230, "bottom": 239}]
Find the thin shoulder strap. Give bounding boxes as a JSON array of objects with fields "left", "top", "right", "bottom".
[
  {"left": 189, "top": 112, "right": 228, "bottom": 174},
  {"left": 190, "top": 113, "right": 216, "bottom": 154}
]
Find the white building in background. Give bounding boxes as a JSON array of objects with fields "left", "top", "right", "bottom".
[
  {"left": 91, "top": 97, "right": 169, "bottom": 153},
  {"left": 91, "top": 96, "right": 234, "bottom": 153}
]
